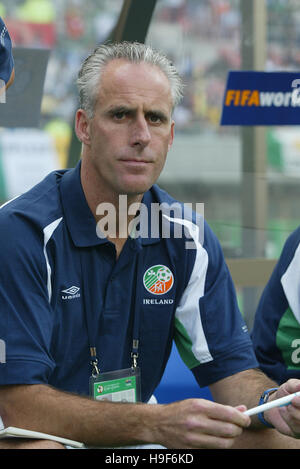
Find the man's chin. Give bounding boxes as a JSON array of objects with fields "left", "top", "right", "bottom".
[{"left": 117, "top": 181, "right": 153, "bottom": 198}]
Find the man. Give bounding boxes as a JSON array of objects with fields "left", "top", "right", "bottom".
[
  {"left": 251, "top": 227, "right": 300, "bottom": 387},
  {"left": 0, "top": 17, "right": 14, "bottom": 92},
  {"left": 1, "top": 42, "right": 300, "bottom": 450}
]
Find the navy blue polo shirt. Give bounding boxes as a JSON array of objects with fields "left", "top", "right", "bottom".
[
  {"left": 0, "top": 162, "right": 257, "bottom": 402},
  {"left": 252, "top": 226, "right": 300, "bottom": 384},
  {"left": 0, "top": 18, "right": 14, "bottom": 85}
]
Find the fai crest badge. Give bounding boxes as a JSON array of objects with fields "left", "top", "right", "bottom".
[{"left": 143, "top": 265, "right": 174, "bottom": 295}]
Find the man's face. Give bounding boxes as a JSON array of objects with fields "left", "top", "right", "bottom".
[{"left": 79, "top": 59, "right": 174, "bottom": 197}]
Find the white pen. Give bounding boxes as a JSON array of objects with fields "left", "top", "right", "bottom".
[{"left": 244, "top": 391, "right": 300, "bottom": 416}]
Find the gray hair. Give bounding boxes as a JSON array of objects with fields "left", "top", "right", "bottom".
[{"left": 77, "top": 41, "right": 184, "bottom": 118}]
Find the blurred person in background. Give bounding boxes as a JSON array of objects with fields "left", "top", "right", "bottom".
[
  {"left": 0, "top": 16, "right": 14, "bottom": 92},
  {"left": 251, "top": 227, "right": 300, "bottom": 387}
]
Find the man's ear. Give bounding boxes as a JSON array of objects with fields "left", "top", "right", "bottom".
[
  {"left": 168, "top": 120, "right": 175, "bottom": 151},
  {"left": 75, "top": 109, "right": 91, "bottom": 145}
]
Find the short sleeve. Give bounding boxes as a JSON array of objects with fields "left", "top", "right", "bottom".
[
  {"left": 0, "top": 210, "right": 56, "bottom": 386},
  {"left": 174, "top": 221, "right": 258, "bottom": 387},
  {"left": 251, "top": 227, "right": 300, "bottom": 384},
  {"left": 0, "top": 17, "right": 14, "bottom": 85}
]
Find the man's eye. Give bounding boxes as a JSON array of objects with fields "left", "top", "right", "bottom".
[
  {"left": 114, "top": 111, "right": 126, "bottom": 120},
  {"left": 148, "top": 114, "right": 161, "bottom": 123}
]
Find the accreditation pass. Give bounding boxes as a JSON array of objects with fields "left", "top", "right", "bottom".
[{"left": 90, "top": 367, "right": 141, "bottom": 403}]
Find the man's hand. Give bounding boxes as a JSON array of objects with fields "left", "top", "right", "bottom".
[
  {"left": 264, "top": 379, "right": 300, "bottom": 437},
  {"left": 147, "top": 398, "right": 251, "bottom": 449},
  {"left": 0, "top": 384, "right": 251, "bottom": 449}
]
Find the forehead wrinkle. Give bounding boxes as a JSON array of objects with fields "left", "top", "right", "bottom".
[{"left": 97, "top": 60, "right": 173, "bottom": 110}]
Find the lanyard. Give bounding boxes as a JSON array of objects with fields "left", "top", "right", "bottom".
[{"left": 80, "top": 244, "right": 142, "bottom": 377}]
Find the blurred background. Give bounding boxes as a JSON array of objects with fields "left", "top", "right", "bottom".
[{"left": 1, "top": 0, "right": 300, "bottom": 402}]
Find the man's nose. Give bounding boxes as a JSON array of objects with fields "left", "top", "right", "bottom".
[{"left": 130, "top": 116, "right": 151, "bottom": 148}]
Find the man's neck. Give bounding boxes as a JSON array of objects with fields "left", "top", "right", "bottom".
[{"left": 80, "top": 157, "right": 143, "bottom": 258}]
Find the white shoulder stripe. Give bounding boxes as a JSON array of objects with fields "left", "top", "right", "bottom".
[
  {"left": 163, "top": 215, "right": 213, "bottom": 364},
  {"left": 0, "top": 195, "right": 20, "bottom": 208},
  {"left": 281, "top": 242, "right": 300, "bottom": 324},
  {"left": 43, "top": 218, "right": 63, "bottom": 302}
]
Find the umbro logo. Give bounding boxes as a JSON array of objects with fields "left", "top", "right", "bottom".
[
  {"left": 62, "top": 286, "right": 80, "bottom": 295},
  {"left": 61, "top": 286, "right": 81, "bottom": 300}
]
